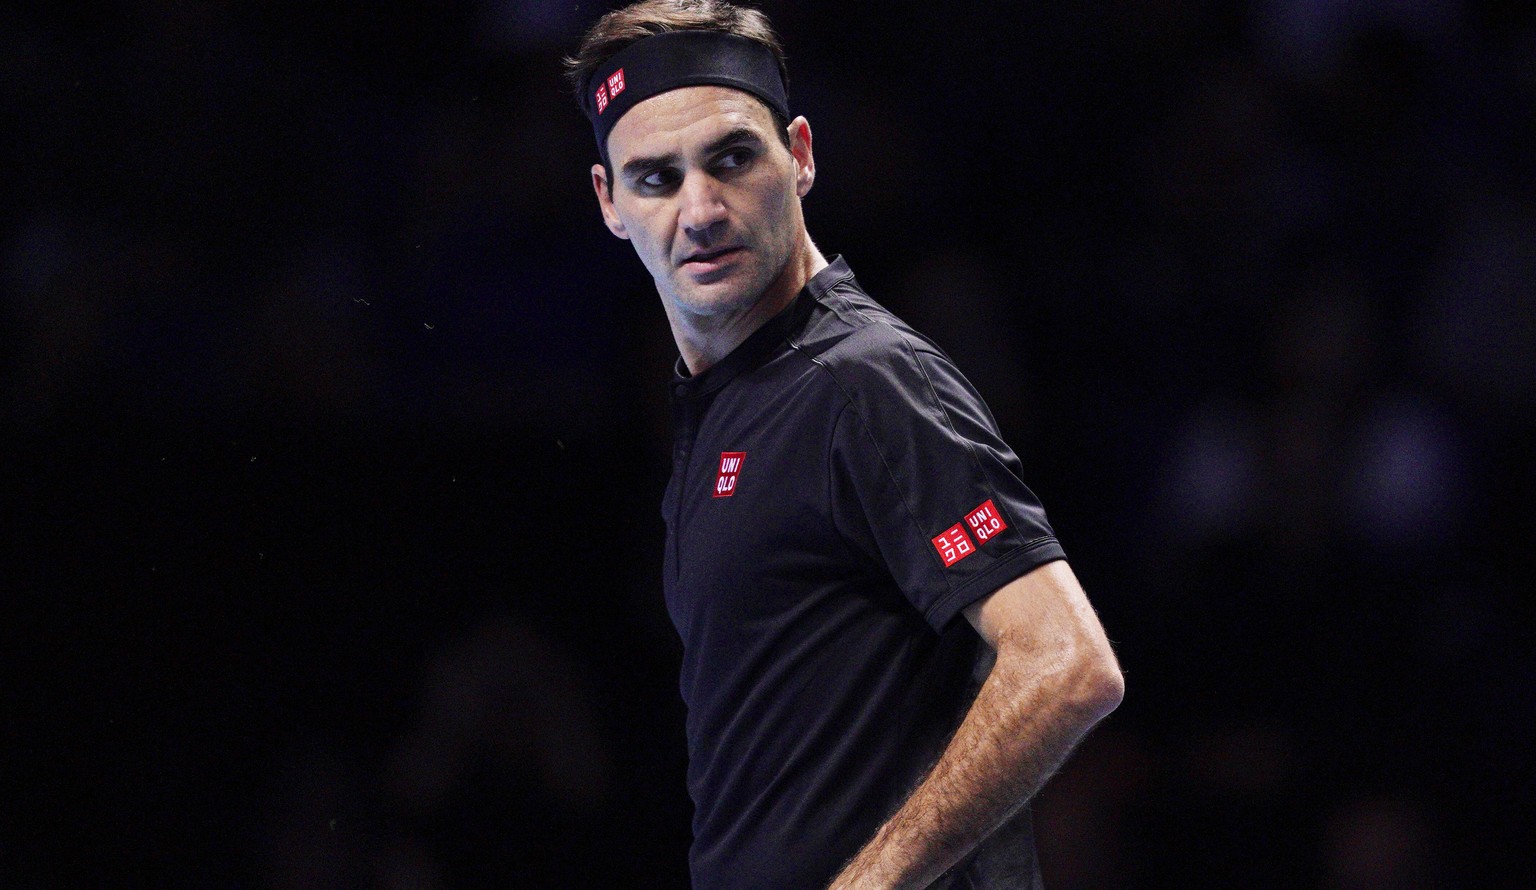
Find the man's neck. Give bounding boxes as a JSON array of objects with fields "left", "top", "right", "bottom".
[{"left": 667, "top": 234, "right": 828, "bottom": 376}]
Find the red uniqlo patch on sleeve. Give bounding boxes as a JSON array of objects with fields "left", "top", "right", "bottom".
[
  {"left": 965, "top": 499, "right": 1008, "bottom": 544},
  {"left": 607, "top": 69, "right": 626, "bottom": 98},
  {"left": 932, "top": 523, "right": 976, "bottom": 567},
  {"left": 714, "top": 452, "right": 746, "bottom": 498},
  {"left": 594, "top": 84, "right": 609, "bottom": 113}
]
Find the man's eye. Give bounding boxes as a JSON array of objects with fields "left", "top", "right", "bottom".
[
  {"left": 640, "top": 169, "right": 679, "bottom": 189},
  {"left": 717, "top": 148, "right": 753, "bottom": 169}
]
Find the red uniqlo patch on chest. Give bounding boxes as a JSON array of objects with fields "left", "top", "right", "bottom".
[
  {"left": 932, "top": 523, "right": 976, "bottom": 567},
  {"left": 607, "top": 69, "right": 626, "bottom": 98},
  {"left": 714, "top": 452, "right": 746, "bottom": 498},
  {"left": 965, "top": 499, "right": 1008, "bottom": 544}
]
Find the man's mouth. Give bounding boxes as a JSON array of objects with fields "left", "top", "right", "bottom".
[{"left": 681, "top": 246, "right": 743, "bottom": 266}]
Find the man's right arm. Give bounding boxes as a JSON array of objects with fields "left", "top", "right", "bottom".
[{"left": 827, "top": 560, "right": 1122, "bottom": 889}]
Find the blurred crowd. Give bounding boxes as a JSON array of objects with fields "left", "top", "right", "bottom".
[{"left": 4, "top": 1, "right": 1532, "bottom": 887}]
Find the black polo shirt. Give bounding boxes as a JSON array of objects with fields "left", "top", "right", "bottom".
[{"left": 664, "top": 257, "right": 1063, "bottom": 889}]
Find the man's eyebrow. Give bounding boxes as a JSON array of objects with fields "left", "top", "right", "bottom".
[
  {"left": 701, "top": 127, "right": 765, "bottom": 156},
  {"left": 620, "top": 127, "right": 766, "bottom": 181}
]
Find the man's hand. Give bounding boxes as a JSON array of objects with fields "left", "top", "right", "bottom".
[{"left": 826, "top": 559, "right": 1123, "bottom": 889}]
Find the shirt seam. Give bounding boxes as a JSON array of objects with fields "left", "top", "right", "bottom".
[
  {"left": 823, "top": 399, "right": 856, "bottom": 545},
  {"left": 895, "top": 335, "right": 1024, "bottom": 547},
  {"left": 787, "top": 335, "right": 934, "bottom": 584}
]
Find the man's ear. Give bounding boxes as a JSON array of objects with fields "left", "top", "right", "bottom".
[
  {"left": 592, "top": 164, "right": 629, "bottom": 240},
  {"left": 788, "top": 116, "right": 815, "bottom": 198}
]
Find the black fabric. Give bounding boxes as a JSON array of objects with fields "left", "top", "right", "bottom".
[
  {"left": 583, "top": 30, "right": 789, "bottom": 162},
  {"left": 663, "top": 257, "right": 1062, "bottom": 889}
]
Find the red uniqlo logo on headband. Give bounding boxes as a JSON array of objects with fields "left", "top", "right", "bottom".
[
  {"left": 714, "top": 452, "right": 746, "bottom": 498},
  {"left": 965, "top": 499, "right": 1008, "bottom": 544},
  {"left": 594, "top": 84, "right": 609, "bottom": 114},
  {"left": 932, "top": 523, "right": 975, "bottom": 567},
  {"left": 607, "top": 69, "right": 626, "bottom": 98}
]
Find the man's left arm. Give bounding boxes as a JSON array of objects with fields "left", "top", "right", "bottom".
[{"left": 828, "top": 559, "right": 1124, "bottom": 890}]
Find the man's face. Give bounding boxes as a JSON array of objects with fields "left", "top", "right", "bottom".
[{"left": 592, "top": 86, "right": 811, "bottom": 321}]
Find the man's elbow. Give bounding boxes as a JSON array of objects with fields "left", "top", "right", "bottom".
[{"left": 1067, "top": 643, "right": 1124, "bottom": 725}]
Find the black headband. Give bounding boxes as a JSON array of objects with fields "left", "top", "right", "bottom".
[{"left": 582, "top": 30, "right": 789, "bottom": 164}]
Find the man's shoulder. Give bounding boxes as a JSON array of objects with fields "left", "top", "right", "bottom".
[
  {"left": 792, "top": 280, "right": 952, "bottom": 405},
  {"left": 798, "top": 278, "right": 941, "bottom": 365}
]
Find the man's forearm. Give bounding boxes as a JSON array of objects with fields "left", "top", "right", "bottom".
[{"left": 828, "top": 638, "right": 1122, "bottom": 889}]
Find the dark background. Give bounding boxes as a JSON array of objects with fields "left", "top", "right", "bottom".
[{"left": 4, "top": 1, "right": 1533, "bottom": 887}]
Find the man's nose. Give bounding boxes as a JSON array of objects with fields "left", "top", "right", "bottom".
[{"left": 677, "top": 172, "right": 728, "bottom": 237}]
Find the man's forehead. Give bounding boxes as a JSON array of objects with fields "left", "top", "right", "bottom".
[{"left": 606, "top": 86, "right": 777, "bottom": 164}]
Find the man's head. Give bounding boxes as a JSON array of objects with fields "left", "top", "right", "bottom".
[{"left": 565, "top": 1, "right": 816, "bottom": 323}]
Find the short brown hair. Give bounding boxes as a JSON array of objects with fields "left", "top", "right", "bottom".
[{"left": 563, "top": 0, "right": 788, "bottom": 103}]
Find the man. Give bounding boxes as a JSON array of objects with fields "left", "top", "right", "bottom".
[{"left": 565, "top": 3, "right": 1123, "bottom": 887}]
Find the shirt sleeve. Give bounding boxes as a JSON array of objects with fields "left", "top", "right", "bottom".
[{"left": 826, "top": 328, "right": 1065, "bottom": 632}]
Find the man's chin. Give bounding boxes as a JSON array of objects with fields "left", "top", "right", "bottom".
[{"left": 668, "top": 278, "right": 763, "bottom": 319}]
